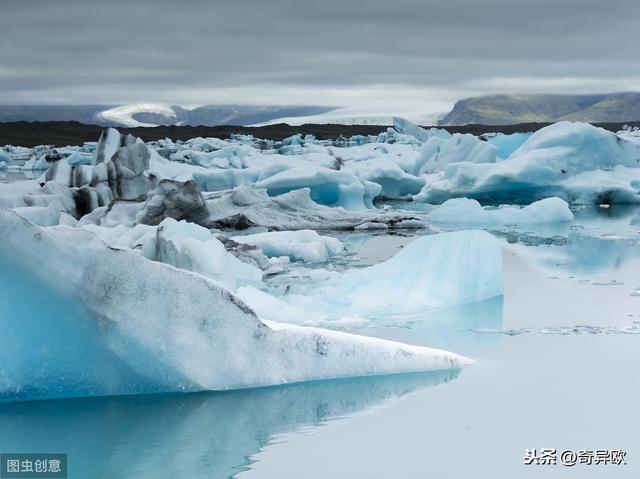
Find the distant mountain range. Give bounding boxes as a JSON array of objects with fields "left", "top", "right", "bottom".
[
  {"left": 438, "top": 93, "right": 640, "bottom": 125},
  {"left": 3, "top": 93, "right": 640, "bottom": 128},
  {"left": 0, "top": 104, "right": 334, "bottom": 128}
]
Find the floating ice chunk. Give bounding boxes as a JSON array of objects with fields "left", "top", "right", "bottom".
[
  {"left": 205, "top": 187, "right": 426, "bottom": 231},
  {"left": 343, "top": 159, "right": 424, "bottom": 199},
  {"left": 415, "top": 122, "right": 640, "bottom": 204},
  {"left": 45, "top": 130, "right": 152, "bottom": 214},
  {"left": 177, "top": 145, "right": 249, "bottom": 168},
  {"left": 256, "top": 167, "right": 381, "bottom": 210},
  {"left": 136, "top": 179, "right": 211, "bottom": 226},
  {"left": 231, "top": 230, "right": 345, "bottom": 263},
  {"left": 509, "top": 121, "right": 640, "bottom": 173},
  {"left": 152, "top": 218, "right": 263, "bottom": 291},
  {"left": 267, "top": 230, "right": 503, "bottom": 323},
  {"left": 392, "top": 117, "right": 451, "bottom": 142},
  {"left": 192, "top": 151, "right": 340, "bottom": 194},
  {"left": 82, "top": 218, "right": 262, "bottom": 292},
  {"left": 428, "top": 197, "right": 574, "bottom": 227},
  {"left": 0, "top": 209, "right": 470, "bottom": 401},
  {"left": 94, "top": 128, "right": 124, "bottom": 164},
  {"left": 558, "top": 166, "right": 640, "bottom": 205}
]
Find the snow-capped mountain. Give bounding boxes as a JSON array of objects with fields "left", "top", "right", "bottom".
[
  {"left": 0, "top": 104, "right": 334, "bottom": 127},
  {"left": 96, "top": 103, "right": 180, "bottom": 127}
]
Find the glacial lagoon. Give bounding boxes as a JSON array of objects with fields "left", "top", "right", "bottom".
[{"left": 1, "top": 205, "right": 638, "bottom": 478}]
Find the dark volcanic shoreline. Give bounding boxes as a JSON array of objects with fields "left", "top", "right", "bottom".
[{"left": 1, "top": 120, "right": 639, "bottom": 147}]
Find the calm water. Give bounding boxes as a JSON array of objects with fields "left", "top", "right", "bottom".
[{"left": 1, "top": 205, "right": 639, "bottom": 478}]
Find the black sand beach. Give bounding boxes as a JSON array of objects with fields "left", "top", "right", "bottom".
[{"left": 1, "top": 120, "right": 639, "bottom": 147}]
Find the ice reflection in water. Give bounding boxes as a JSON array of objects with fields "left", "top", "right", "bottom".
[{"left": 0, "top": 370, "right": 459, "bottom": 479}]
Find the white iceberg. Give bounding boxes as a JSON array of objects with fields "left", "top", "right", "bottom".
[
  {"left": 205, "top": 187, "right": 426, "bottom": 231},
  {"left": 417, "top": 133, "right": 498, "bottom": 175},
  {"left": 152, "top": 218, "right": 264, "bottom": 291},
  {"left": 0, "top": 209, "right": 470, "bottom": 402},
  {"left": 343, "top": 159, "right": 425, "bottom": 199},
  {"left": 231, "top": 230, "right": 345, "bottom": 263},
  {"left": 392, "top": 117, "right": 451, "bottom": 142},
  {"left": 428, "top": 197, "right": 574, "bottom": 228},
  {"left": 486, "top": 132, "right": 533, "bottom": 160},
  {"left": 243, "top": 230, "right": 503, "bottom": 324},
  {"left": 255, "top": 167, "right": 381, "bottom": 210},
  {"left": 82, "top": 218, "right": 263, "bottom": 292},
  {"left": 415, "top": 122, "right": 640, "bottom": 204}
]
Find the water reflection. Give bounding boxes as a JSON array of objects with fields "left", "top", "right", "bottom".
[{"left": 0, "top": 370, "right": 459, "bottom": 479}]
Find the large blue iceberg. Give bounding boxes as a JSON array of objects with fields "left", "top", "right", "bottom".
[{"left": 0, "top": 209, "right": 470, "bottom": 402}]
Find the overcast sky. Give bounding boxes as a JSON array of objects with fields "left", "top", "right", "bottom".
[{"left": 2, "top": 0, "right": 639, "bottom": 113}]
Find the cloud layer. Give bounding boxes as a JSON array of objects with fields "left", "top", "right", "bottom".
[{"left": 2, "top": 0, "right": 639, "bottom": 112}]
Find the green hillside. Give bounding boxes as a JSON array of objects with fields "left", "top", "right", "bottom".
[{"left": 439, "top": 93, "right": 640, "bottom": 125}]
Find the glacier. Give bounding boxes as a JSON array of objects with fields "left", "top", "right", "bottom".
[{"left": 0, "top": 209, "right": 470, "bottom": 402}]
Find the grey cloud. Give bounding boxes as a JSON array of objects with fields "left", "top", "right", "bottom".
[{"left": 1, "top": 0, "right": 639, "bottom": 106}]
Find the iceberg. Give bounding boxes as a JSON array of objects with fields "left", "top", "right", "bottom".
[
  {"left": 256, "top": 167, "right": 381, "bottom": 210},
  {"left": 94, "top": 127, "right": 124, "bottom": 164},
  {"left": 0, "top": 209, "right": 470, "bottom": 402},
  {"left": 416, "top": 133, "right": 498, "bottom": 175},
  {"left": 392, "top": 117, "right": 452, "bottom": 142},
  {"left": 82, "top": 219, "right": 263, "bottom": 292},
  {"left": 151, "top": 218, "right": 263, "bottom": 291},
  {"left": 243, "top": 230, "right": 503, "bottom": 324},
  {"left": 428, "top": 197, "right": 574, "bottom": 227},
  {"left": 135, "top": 179, "right": 211, "bottom": 226},
  {"left": 415, "top": 122, "right": 640, "bottom": 204},
  {"left": 45, "top": 129, "right": 152, "bottom": 215},
  {"left": 343, "top": 159, "right": 425, "bottom": 199},
  {"left": 231, "top": 230, "right": 345, "bottom": 263},
  {"left": 205, "top": 187, "right": 426, "bottom": 231}
]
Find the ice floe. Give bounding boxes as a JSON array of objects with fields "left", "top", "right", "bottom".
[
  {"left": 427, "top": 197, "right": 574, "bottom": 228},
  {"left": 415, "top": 122, "right": 640, "bottom": 205},
  {"left": 231, "top": 230, "right": 345, "bottom": 263},
  {"left": 240, "top": 230, "right": 503, "bottom": 325},
  {"left": 0, "top": 209, "right": 470, "bottom": 402}
]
